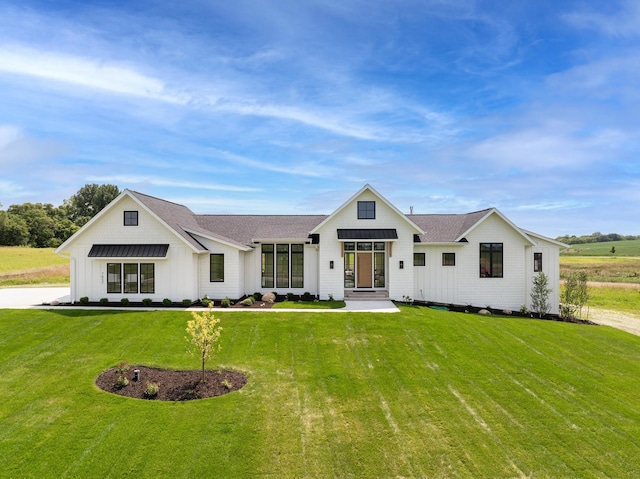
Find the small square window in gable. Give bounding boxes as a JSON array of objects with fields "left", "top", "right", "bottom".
[
  {"left": 357, "top": 201, "right": 375, "bottom": 219},
  {"left": 124, "top": 211, "right": 138, "bottom": 226}
]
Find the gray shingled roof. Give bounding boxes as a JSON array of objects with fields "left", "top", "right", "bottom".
[
  {"left": 130, "top": 190, "right": 497, "bottom": 249},
  {"left": 409, "top": 209, "right": 492, "bottom": 243},
  {"left": 195, "top": 215, "right": 327, "bottom": 245}
]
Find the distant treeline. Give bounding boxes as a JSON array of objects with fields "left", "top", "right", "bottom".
[
  {"left": 555, "top": 232, "right": 640, "bottom": 245},
  {"left": 0, "top": 184, "right": 120, "bottom": 248}
]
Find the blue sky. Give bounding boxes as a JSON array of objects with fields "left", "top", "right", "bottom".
[{"left": 0, "top": 0, "right": 639, "bottom": 237}]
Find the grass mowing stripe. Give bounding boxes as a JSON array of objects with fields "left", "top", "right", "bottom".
[{"left": 2, "top": 308, "right": 640, "bottom": 477}]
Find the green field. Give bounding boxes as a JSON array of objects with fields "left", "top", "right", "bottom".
[
  {"left": 561, "top": 239, "right": 640, "bottom": 256},
  {"left": 560, "top": 255, "right": 640, "bottom": 284},
  {"left": 0, "top": 247, "right": 69, "bottom": 286},
  {"left": 1, "top": 307, "right": 639, "bottom": 478}
]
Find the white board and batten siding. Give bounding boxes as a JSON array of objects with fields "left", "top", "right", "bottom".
[
  {"left": 65, "top": 196, "right": 198, "bottom": 302},
  {"left": 314, "top": 189, "right": 419, "bottom": 301}
]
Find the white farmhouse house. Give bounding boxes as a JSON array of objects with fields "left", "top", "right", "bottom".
[{"left": 55, "top": 184, "right": 566, "bottom": 313}]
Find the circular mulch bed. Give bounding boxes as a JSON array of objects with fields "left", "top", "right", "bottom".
[{"left": 95, "top": 365, "right": 247, "bottom": 401}]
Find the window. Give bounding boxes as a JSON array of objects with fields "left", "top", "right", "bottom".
[
  {"left": 140, "top": 263, "right": 155, "bottom": 294},
  {"left": 414, "top": 253, "right": 426, "bottom": 266},
  {"left": 357, "top": 201, "right": 376, "bottom": 219},
  {"left": 107, "top": 263, "right": 122, "bottom": 293},
  {"left": 443, "top": 253, "right": 456, "bottom": 266},
  {"left": 534, "top": 252, "right": 542, "bottom": 272},
  {"left": 480, "top": 243, "right": 503, "bottom": 278},
  {"left": 124, "top": 211, "right": 138, "bottom": 226},
  {"left": 344, "top": 252, "right": 355, "bottom": 288},
  {"left": 357, "top": 242, "right": 372, "bottom": 251},
  {"left": 210, "top": 254, "right": 224, "bottom": 282},
  {"left": 276, "top": 244, "right": 289, "bottom": 288},
  {"left": 262, "top": 243, "right": 304, "bottom": 289},
  {"left": 291, "top": 244, "right": 304, "bottom": 288},
  {"left": 107, "top": 262, "right": 155, "bottom": 294},
  {"left": 261, "top": 244, "right": 274, "bottom": 288},
  {"left": 124, "top": 263, "right": 138, "bottom": 293}
]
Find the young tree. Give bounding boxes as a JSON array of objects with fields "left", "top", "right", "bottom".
[
  {"left": 530, "top": 272, "right": 552, "bottom": 319},
  {"left": 185, "top": 310, "right": 223, "bottom": 382},
  {"left": 561, "top": 271, "right": 589, "bottom": 319}
]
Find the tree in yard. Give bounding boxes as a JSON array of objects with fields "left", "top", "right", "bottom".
[
  {"left": 185, "top": 310, "right": 223, "bottom": 382},
  {"left": 561, "top": 271, "right": 589, "bottom": 319},
  {"left": 530, "top": 272, "right": 552, "bottom": 319}
]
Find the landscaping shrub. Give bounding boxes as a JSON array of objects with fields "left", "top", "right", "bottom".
[
  {"left": 142, "top": 298, "right": 153, "bottom": 306},
  {"left": 120, "top": 298, "right": 129, "bottom": 306},
  {"left": 162, "top": 298, "right": 172, "bottom": 306},
  {"left": 79, "top": 296, "right": 89, "bottom": 304},
  {"left": 144, "top": 381, "right": 159, "bottom": 398},
  {"left": 99, "top": 297, "right": 108, "bottom": 305},
  {"left": 241, "top": 296, "right": 255, "bottom": 306},
  {"left": 201, "top": 297, "right": 213, "bottom": 308},
  {"left": 301, "top": 292, "right": 314, "bottom": 301},
  {"left": 253, "top": 292, "right": 262, "bottom": 301},
  {"left": 220, "top": 297, "right": 231, "bottom": 308},
  {"left": 286, "top": 292, "right": 295, "bottom": 302},
  {"left": 182, "top": 299, "right": 192, "bottom": 307}
]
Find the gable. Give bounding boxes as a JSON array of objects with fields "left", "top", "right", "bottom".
[{"left": 311, "top": 184, "right": 423, "bottom": 236}]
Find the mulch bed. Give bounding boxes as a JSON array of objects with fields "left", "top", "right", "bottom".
[{"left": 95, "top": 365, "right": 247, "bottom": 401}]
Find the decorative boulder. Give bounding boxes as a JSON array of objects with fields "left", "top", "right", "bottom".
[
  {"left": 478, "top": 309, "right": 492, "bottom": 315},
  {"left": 262, "top": 292, "right": 276, "bottom": 303}
]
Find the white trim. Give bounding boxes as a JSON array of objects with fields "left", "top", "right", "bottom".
[
  {"left": 310, "top": 184, "right": 424, "bottom": 235},
  {"left": 456, "top": 208, "right": 536, "bottom": 246}
]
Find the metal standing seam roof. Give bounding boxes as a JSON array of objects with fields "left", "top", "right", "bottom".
[
  {"left": 88, "top": 244, "right": 169, "bottom": 258},
  {"left": 337, "top": 229, "right": 399, "bottom": 240}
]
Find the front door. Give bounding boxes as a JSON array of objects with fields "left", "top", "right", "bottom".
[{"left": 357, "top": 252, "right": 373, "bottom": 288}]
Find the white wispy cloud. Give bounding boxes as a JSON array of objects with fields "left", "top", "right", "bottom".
[
  {"left": 0, "top": 45, "right": 187, "bottom": 104},
  {"left": 86, "top": 175, "right": 262, "bottom": 193},
  {"left": 564, "top": 1, "right": 640, "bottom": 38}
]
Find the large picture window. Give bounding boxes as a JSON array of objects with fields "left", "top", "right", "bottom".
[
  {"left": 276, "top": 244, "right": 290, "bottom": 288},
  {"left": 107, "top": 263, "right": 122, "bottom": 293},
  {"left": 140, "top": 263, "right": 155, "bottom": 294},
  {"left": 210, "top": 254, "right": 224, "bottom": 282},
  {"left": 261, "top": 244, "right": 274, "bottom": 288},
  {"left": 480, "top": 243, "right": 503, "bottom": 278},
  {"left": 291, "top": 244, "right": 304, "bottom": 288},
  {"left": 124, "top": 263, "right": 138, "bottom": 293},
  {"left": 357, "top": 201, "right": 376, "bottom": 219},
  {"left": 262, "top": 243, "right": 304, "bottom": 289}
]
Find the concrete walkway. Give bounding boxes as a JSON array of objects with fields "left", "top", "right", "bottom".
[{"left": 0, "top": 287, "right": 398, "bottom": 313}]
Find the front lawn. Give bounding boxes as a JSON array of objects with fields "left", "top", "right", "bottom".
[{"left": 1, "top": 307, "right": 639, "bottom": 477}]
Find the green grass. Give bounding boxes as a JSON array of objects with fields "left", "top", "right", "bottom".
[
  {"left": 272, "top": 300, "right": 346, "bottom": 309},
  {"left": 1, "top": 308, "right": 640, "bottom": 478},
  {"left": 586, "top": 285, "right": 640, "bottom": 314},
  {"left": 0, "top": 247, "right": 69, "bottom": 286},
  {"left": 562, "top": 239, "right": 640, "bottom": 256}
]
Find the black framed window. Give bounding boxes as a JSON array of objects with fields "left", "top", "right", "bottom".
[
  {"left": 357, "top": 201, "right": 376, "bottom": 219},
  {"left": 124, "top": 263, "right": 138, "bottom": 293},
  {"left": 534, "top": 252, "right": 543, "bottom": 272},
  {"left": 261, "top": 244, "right": 274, "bottom": 288},
  {"left": 413, "top": 253, "right": 426, "bottom": 266},
  {"left": 124, "top": 211, "right": 138, "bottom": 226},
  {"left": 443, "top": 253, "right": 456, "bottom": 266},
  {"left": 140, "top": 263, "right": 155, "bottom": 294},
  {"left": 276, "top": 244, "right": 289, "bottom": 288},
  {"left": 107, "top": 263, "right": 122, "bottom": 293},
  {"left": 210, "top": 254, "right": 224, "bottom": 282},
  {"left": 291, "top": 244, "right": 304, "bottom": 288},
  {"left": 480, "top": 243, "right": 503, "bottom": 278}
]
